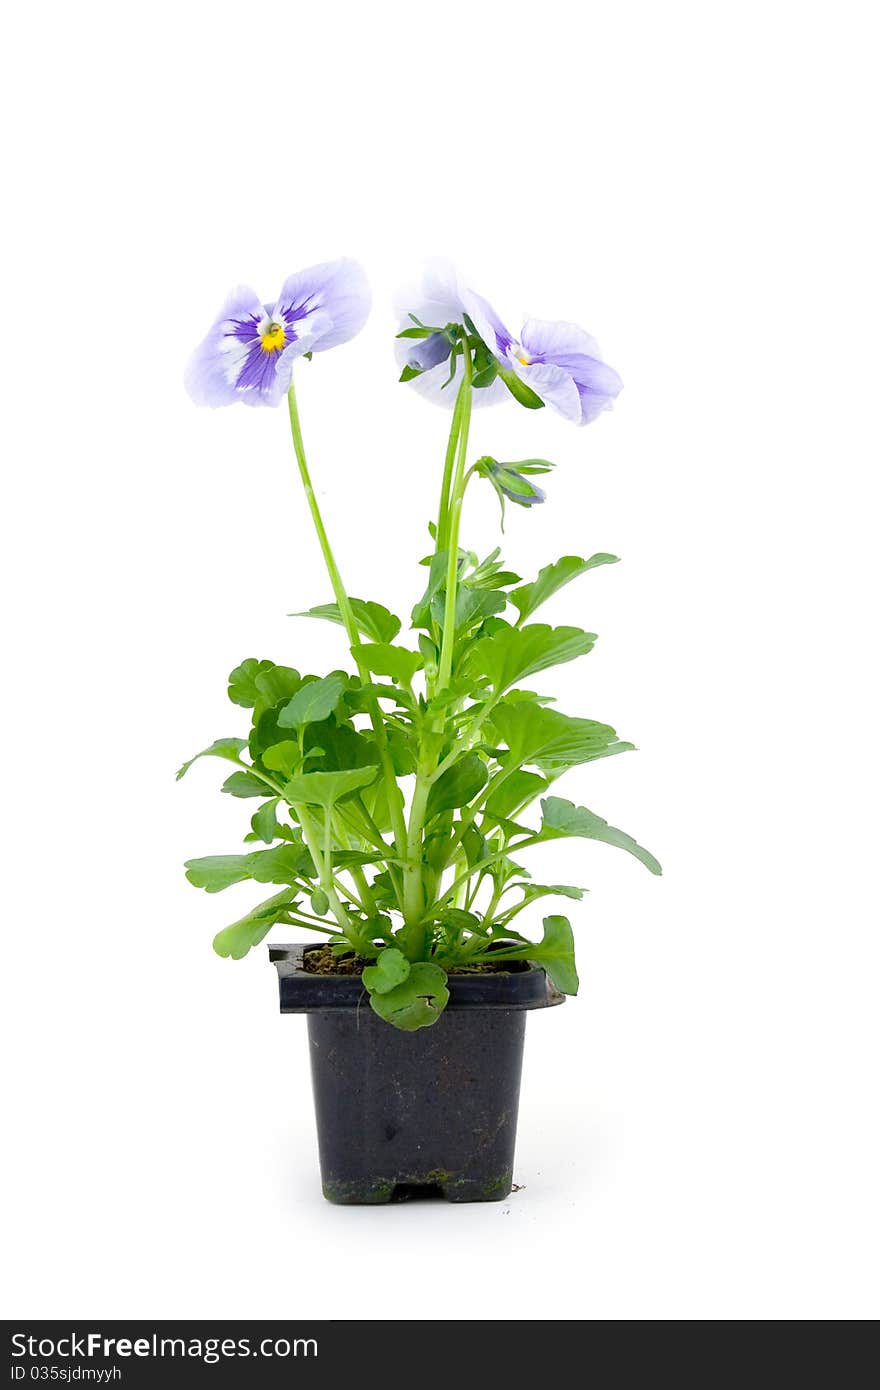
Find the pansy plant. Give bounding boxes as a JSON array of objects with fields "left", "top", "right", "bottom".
[{"left": 180, "top": 258, "right": 658, "bottom": 1030}]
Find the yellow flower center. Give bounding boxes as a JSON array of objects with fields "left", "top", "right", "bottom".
[
  {"left": 516, "top": 350, "right": 531, "bottom": 366},
  {"left": 260, "top": 322, "right": 286, "bottom": 353}
]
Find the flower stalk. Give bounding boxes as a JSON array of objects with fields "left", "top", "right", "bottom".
[
  {"left": 436, "top": 343, "right": 474, "bottom": 692},
  {"left": 285, "top": 377, "right": 408, "bottom": 863}
]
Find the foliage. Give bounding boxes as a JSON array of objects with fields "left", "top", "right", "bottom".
[{"left": 181, "top": 295, "right": 659, "bottom": 1029}]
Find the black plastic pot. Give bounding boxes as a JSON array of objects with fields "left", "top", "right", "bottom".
[{"left": 270, "top": 943, "right": 564, "bottom": 1204}]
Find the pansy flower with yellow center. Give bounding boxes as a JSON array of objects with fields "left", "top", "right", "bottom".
[{"left": 186, "top": 258, "right": 370, "bottom": 408}]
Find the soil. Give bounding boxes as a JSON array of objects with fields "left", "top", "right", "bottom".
[
  {"left": 305, "top": 947, "right": 373, "bottom": 976},
  {"left": 302, "top": 945, "right": 524, "bottom": 977}
]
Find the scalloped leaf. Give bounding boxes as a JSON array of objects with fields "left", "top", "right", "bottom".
[
  {"left": 539, "top": 796, "right": 662, "bottom": 874},
  {"left": 510, "top": 554, "right": 619, "bottom": 624}
]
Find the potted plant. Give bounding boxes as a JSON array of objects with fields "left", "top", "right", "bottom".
[{"left": 180, "top": 258, "right": 660, "bottom": 1203}]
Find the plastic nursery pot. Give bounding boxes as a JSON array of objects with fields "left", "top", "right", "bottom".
[{"left": 270, "top": 943, "right": 564, "bottom": 1205}]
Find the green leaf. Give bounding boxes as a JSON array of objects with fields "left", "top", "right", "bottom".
[
  {"left": 467, "top": 547, "right": 521, "bottom": 589},
  {"left": 485, "top": 770, "right": 549, "bottom": 819},
  {"left": 331, "top": 850, "right": 393, "bottom": 869},
  {"left": 249, "top": 703, "right": 293, "bottom": 760},
  {"left": 411, "top": 551, "right": 449, "bottom": 630},
  {"left": 418, "top": 633, "right": 438, "bottom": 668},
  {"left": 437, "top": 908, "right": 481, "bottom": 934},
  {"left": 494, "top": 915, "right": 579, "bottom": 994},
  {"left": 250, "top": 842, "right": 316, "bottom": 883},
  {"left": 368, "top": 963, "right": 450, "bottom": 1030},
  {"left": 307, "top": 723, "right": 382, "bottom": 773},
  {"left": 502, "top": 882, "right": 585, "bottom": 911},
  {"left": 491, "top": 701, "right": 633, "bottom": 774},
  {"left": 539, "top": 797, "right": 662, "bottom": 874},
  {"left": 485, "top": 852, "right": 531, "bottom": 889},
  {"left": 227, "top": 659, "right": 277, "bottom": 709},
  {"left": 176, "top": 737, "right": 246, "bottom": 780},
  {"left": 357, "top": 642, "right": 424, "bottom": 686},
  {"left": 462, "top": 624, "right": 596, "bottom": 695},
  {"left": 426, "top": 753, "right": 488, "bottom": 820},
  {"left": 462, "top": 824, "right": 489, "bottom": 869},
  {"left": 510, "top": 459, "right": 556, "bottom": 475},
  {"left": 185, "top": 855, "right": 253, "bottom": 893},
  {"left": 278, "top": 673, "right": 347, "bottom": 730},
  {"left": 213, "top": 915, "right": 277, "bottom": 959},
  {"left": 503, "top": 688, "right": 556, "bottom": 705},
  {"left": 296, "top": 599, "right": 402, "bottom": 644},
  {"left": 227, "top": 661, "right": 302, "bottom": 722},
  {"left": 510, "top": 554, "right": 620, "bottom": 624},
  {"left": 283, "top": 766, "right": 378, "bottom": 809},
  {"left": 212, "top": 890, "right": 297, "bottom": 960},
  {"left": 471, "top": 360, "right": 499, "bottom": 390},
  {"left": 185, "top": 842, "right": 315, "bottom": 893},
  {"left": 432, "top": 586, "right": 506, "bottom": 632},
  {"left": 261, "top": 741, "right": 301, "bottom": 778},
  {"left": 530, "top": 915, "right": 579, "bottom": 994},
  {"left": 221, "top": 770, "right": 272, "bottom": 798},
  {"left": 252, "top": 665, "right": 302, "bottom": 710},
  {"left": 483, "top": 814, "right": 532, "bottom": 840},
  {"left": 369, "top": 870, "right": 398, "bottom": 907},
  {"left": 362, "top": 947, "right": 411, "bottom": 995},
  {"left": 251, "top": 798, "right": 281, "bottom": 845},
  {"left": 497, "top": 364, "right": 546, "bottom": 409}
]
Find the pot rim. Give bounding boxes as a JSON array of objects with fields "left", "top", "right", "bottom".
[{"left": 270, "top": 942, "right": 565, "bottom": 1013}]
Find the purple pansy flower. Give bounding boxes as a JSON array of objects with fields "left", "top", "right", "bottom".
[
  {"left": 394, "top": 261, "right": 508, "bottom": 409},
  {"left": 186, "top": 258, "right": 370, "bottom": 408},
  {"left": 397, "top": 261, "right": 622, "bottom": 425}
]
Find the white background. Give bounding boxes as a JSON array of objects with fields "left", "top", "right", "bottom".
[{"left": 2, "top": 0, "right": 878, "bottom": 1321}]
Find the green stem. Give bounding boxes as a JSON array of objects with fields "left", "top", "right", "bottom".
[
  {"left": 226, "top": 886, "right": 297, "bottom": 934},
  {"left": 287, "top": 377, "right": 355, "bottom": 633},
  {"left": 437, "top": 381, "right": 466, "bottom": 550},
  {"left": 436, "top": 768, "right": 503, "bottom": 873},
  {"left": 451, "top": 849, "right": 468, "bottom": 909},
  {"left": 434, "top": 836, "right": 541, "bottom": 909},
  {"left": 490, "top": 895, "right": 537, "bottom": 930},
  {"left": 347, "top": 865, "right": 374, "bottom": 914},
  {"left": 286, "top": 376, "right": 408, "bottom": 858},
  {"left": 436, "top": 346, "right": 474, "bottom": 692},
  {"left": 295, "top": 805, "right": 351, "bottom": 933},
  {"left": 332, "top": 811, "right": 377, "bottom": 915},
  {"left": 429, "top": 692, "right": 502, "bottom": 787},
  {"left": 279, "top": 919, "right": 345, "bottom": 934},
  {"left": 337, "top": 798, "right": 390, "bottom": 854},
  {"left": 283, "top": 908, "right": 347, "bottom": 927},
  {"left": 231, "top": 758, "right": 366, "bottom": 917},
  {"left": 399, "top": 368, "right": 474, "bottom": 937},
  {"left": 401, "top": 769, "right": 432, "bottom": 942},
  {"left": 482, "top": 878, "right": 505, "bottom": 922}
]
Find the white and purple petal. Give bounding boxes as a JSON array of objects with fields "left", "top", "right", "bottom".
[
  {"left": 274, "top": 258, "right": 370, "bottom": 353},
  {"left": 185, "top": 260, "right": 370, "bottom": 410},
  {"left": 518, "top": 317, "right": 623, "bottom": 425},
  {"left": 508, "top": 359, "right": 582, "bottom": 422},
  {"left": 406, "top": 332, "right": 453, "bottom": 373},
  {"left": 461, "top": 287, "right": 516, "bottom": 361},
  {"left": 185, "top": 285, "right": 270, "bottom": 408},
  {"left": 519, "top": 317, "right": 603, "bottom": 362},
  {"left": 394, "top": 259, "right": 507, "bottom": 409}
]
